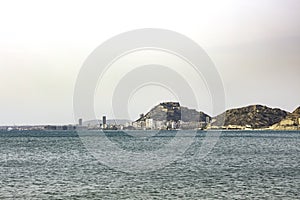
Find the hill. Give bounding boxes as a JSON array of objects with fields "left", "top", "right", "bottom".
[
  {"left": 212, "top": 105, "right": 288, "bottom": 129},
  {"left": 136, "top": 102, "right": 211, "bottom": 122}
]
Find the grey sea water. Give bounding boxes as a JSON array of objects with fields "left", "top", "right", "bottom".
[{"left": 0, "top": 130, "right": 299, "bottom": 199}]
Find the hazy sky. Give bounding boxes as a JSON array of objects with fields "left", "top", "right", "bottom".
[{"left": 0, "top": 0, "right": 300, "bottom": 125}]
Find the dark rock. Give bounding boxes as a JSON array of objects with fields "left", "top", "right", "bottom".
[
  {"left": 136, "top": 102, "right": 211, "bottom": 122},
  {"left": 213, "top": 105, "right": 288, "bottom": 129}
]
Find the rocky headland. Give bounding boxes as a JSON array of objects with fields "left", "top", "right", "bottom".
[
  {"left": 134, "top": 102, "right": 299, "bottom": 130},
  {"left": 211, "top": 105, "right": 288, "bottom": 129}
]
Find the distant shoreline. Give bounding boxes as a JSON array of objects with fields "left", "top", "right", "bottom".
[
  {"left": 1, "top": 103, "right": 299, "bottom": 131},
  {"left": 0, "top": 128, "right": 299, "bottom": 132}
]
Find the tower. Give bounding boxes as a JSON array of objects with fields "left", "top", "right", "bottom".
[{"left": 102, "top": 116, "right": 107, "bottom": 129}]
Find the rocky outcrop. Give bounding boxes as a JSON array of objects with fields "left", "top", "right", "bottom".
[
  {"left": 137, "top": 102, "right": 181, "bottom": 122},
  {"left": 271, "top": 106, "right": 300, "bottom": 130},
  {"left": 212, "top": 105, "right": 288, "bottom": 129},
  {"left": 181, "top": 107, "right": 211, "bottom": 122},
  {"left": 136, "top": 102, "right": 211, "bottom": 122}
]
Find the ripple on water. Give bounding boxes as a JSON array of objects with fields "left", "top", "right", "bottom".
[{"left": 0, "top": 130, "right": 299, "bottom": 199}]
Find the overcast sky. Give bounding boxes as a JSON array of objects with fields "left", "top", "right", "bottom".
[{"left": 0, "top": 0, "right": 300, "bottom": 125}]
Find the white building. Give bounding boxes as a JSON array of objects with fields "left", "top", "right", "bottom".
[
  {"left": 146, "top": 118, "right": 154, "bottom": 129},
  {"left": 206, "top": 116, "right": 210, "bottom": 123},
  {"left": 171, "top": 121, "right": 176, "bottom": 129}
]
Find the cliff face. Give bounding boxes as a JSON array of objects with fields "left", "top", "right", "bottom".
[
  {"left": 136, "top": 102, "right": 210, "bottom": 122},
  {"left": 213, "top": 105, "right": 288, "bottom": 129},
  {"left": 271, "top": 106, "right": 300, "bottom": 130}
]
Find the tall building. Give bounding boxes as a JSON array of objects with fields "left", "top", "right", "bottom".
[
  {"left": 102, "top": 116, "right": 107, "bottom": 129},
  {"left": 145, "top": 118, "right": 154, "bottom": 129},
  {"left": 78, "top": 118, "right": 83, "bottom": 126}
]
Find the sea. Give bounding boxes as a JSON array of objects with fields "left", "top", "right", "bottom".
[{"left": 0, "top": 130, "right": 299, "bottom": 199}]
